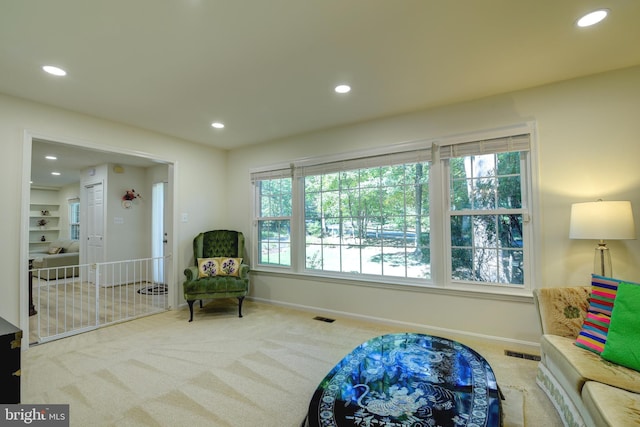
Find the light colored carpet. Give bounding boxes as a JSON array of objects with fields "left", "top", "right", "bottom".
[{"left": 22, "top": 300, "right": 562, "bottom": 426}]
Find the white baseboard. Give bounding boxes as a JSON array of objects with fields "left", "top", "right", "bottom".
[{"left": 248, "top": 296, "right": 540, "bottom": 350}]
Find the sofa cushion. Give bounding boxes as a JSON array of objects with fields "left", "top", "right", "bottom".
[
  {"left": 601, "top": 281, "right": 640, "bottom": 372},
  {"left": 582, "top": 381, "right": 640, "bottom": 427},
  {"left": 542, "top": 334, "right": 640, "bottom": 395},
  {"left": 48, "top": 239, "right": 80, "bottom": 253},
  {"left": 66, "top": 240, "right": 80, "bottom": 253},
  {"left": 48, "top": 246, "right": 63, "bottom": 255}
]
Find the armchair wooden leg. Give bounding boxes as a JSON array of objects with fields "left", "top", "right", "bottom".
[
  {"left": 187, "top": 300, "right": 195, "bottom": 322},
  {"left": 238, "top": 296, "right": 245, "bottom": 318}
]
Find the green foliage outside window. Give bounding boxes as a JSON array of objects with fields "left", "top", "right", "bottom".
[
  {"left": 304, "top": 163, "right": 430, "bottom": 278},
  {"left": 449, "top": 152, "right": 524, "bottom": 285}
]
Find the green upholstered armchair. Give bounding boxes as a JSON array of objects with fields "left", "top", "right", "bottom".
[{"left": 183, "top": 230, "right": 250, "bottom": 322}]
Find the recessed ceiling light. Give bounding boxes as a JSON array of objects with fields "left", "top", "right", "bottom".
[
  {"left": 211, "top": 122, "right": 225, "bottom": 129},
  {"left": 335, "top": 84, "right": 351, "bottom": 94},
  {"left": 51, "top": 172, "right": 61, "bottom": 176},
  {"left": 577, "top": 9, "right": 608, "bottom": 27},
  {"left": 45, "top": 155, "right": 57, "bottom": 160},
  {"left": 42, "top": 65, "right": 67, "bottom": 76}
]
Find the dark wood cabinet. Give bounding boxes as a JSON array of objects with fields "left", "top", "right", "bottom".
[{"left": 0, "top": 316, "right": 21, "bottom": 403}]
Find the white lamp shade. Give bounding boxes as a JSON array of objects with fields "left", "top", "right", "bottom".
[{"left": 569, "top": 201, "right": 636, "bottom": 240}]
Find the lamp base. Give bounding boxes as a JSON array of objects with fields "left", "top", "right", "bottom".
[{"left": 594, "top": 242, "right": 612, "bottom": 277}]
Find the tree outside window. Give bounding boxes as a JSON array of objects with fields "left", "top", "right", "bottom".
[{"left": 252, "top": 129, "right": 533, "bottom": 291}]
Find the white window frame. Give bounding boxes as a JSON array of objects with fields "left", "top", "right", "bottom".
[
  {"left": 251, "top": 166, "right": 294, "bottom": 269},
  {"left": 250, "top": 122, "right": 538, "bottom": 296},
  {"left": 438, "top": 133, "right": 534, "bottom": 292},
  {"left": 68, "top": 198, "right": 80, "bottom": 240}
]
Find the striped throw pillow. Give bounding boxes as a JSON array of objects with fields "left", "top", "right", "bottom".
[
  {"left": 588, "top": 274, "right": 620, "bottom": 316},
  {"left": 575, "top": 312, "right": 611, "bottom": 354}
]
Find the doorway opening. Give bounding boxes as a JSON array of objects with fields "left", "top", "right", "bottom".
[{"left": 23, "top": 133, "right": 176, "bottom": 347}]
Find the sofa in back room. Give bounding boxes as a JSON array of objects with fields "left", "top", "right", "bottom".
[{"left": 30, "top": 239, "right": 80, "bottom": 279}]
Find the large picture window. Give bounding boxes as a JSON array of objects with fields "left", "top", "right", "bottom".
[
  {"left": 304, "top": 163, "right": 430, "bottom": 278},
  {"left": 251, "top": 125, "right": 535, "bottom": 293}
]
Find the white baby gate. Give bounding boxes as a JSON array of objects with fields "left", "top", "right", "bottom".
[{"left": 30, "top": 256, "right": 170, "bottom": 343}]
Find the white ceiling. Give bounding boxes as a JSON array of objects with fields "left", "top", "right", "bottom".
[
  {"left": 3, "top": 1, "right": 640, "bottom": 154},
  {"left": 30, "top": 139, "right": 162, "bottom": 188}
]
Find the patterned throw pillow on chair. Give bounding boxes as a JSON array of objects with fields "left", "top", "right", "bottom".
[
  {"left": 197, "top": 258, "right": 220, "bottom": 278},
  {"left": 216, "top": 257, "right": 243, "bottom": 277}
]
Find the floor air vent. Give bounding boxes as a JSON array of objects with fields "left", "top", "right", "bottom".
[
  {"left": 504, "top": 350, "right": 541, "bottom": 361},
  {"left": 313, "top": 316, "right": 336, "bottom": 323}
]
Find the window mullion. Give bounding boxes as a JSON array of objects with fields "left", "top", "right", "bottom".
[
  {"left": 431, "top": 144, "right": 447, "bottom": 286},
  {"left": 291, "top": 175, "right": 304, "bottom": 272}
]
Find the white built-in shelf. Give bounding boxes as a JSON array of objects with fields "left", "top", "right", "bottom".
[{"left": 28, "top": 203, "right": 60, "bottom": 252}]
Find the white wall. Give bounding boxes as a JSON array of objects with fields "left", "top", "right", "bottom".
[
  {"left": 105, "top": 163, "right": 148, "bottom": 262},
  {"left": 0, "top": 93, "right": 228, "bottom": 330},
  {"left": 226, "top": 65, "right": 640, "bottom": 346}
]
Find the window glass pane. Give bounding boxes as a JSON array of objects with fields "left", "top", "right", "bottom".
[
  {"left": 306, "top": 244, "right": 322, "bottom": 269},
  {"left": 497, "top": 152, "right": 520, "bottom": 175},
  {"left": 340, "top": 190, "right": 360, "bottom": 218},
  {"left": 340, "top": 170, "right": 359, "bottom": 189},
  {"left": 450, "top": 179, "right": 471, "bottom": 211},
  {"left": 451, "top": 248, "right": 474, "bottom": 281},
  {"left": 258, "top": 220, "right": 290, "bottom": 266},
  {"left": 472, "top": 178, "right": 497, "bottom": 210},
  {"left": 305, "top": 191, "right": 321, "bottom": 220},
  {"left": 450, "top": 215, "right": 471, "bottom": 247},
  {"left": 360, "top": 168, "right": 380, "bottom": 188},
  {"left": 498, "top": 176, "right": 521, "bottom": 208},
  {"left": 321, "top": 245, "right": 341, "bottom": 272},
  {"left": 322, "top": 190, "right": 340, "bottom": 218},
  {"left": 499, "top": 214, "right": 523, "bottom": 249},
  {"left": 323, "top": 173, "right": 340, "bottom": 190},
  {"left": 362, "top": 246, "right": 382, "bottom": 275},
  {"left": 306, "top": 175, "right": 321, "bottom": 190},
  {"left": 500, "top": 249, "right": 524, "bottom": 284},
  {"left": 451, "top": 213, "right": 523, "bottom": 285},
  {"left": 471, "top": 154, "right": 496, "bottom": 178}
]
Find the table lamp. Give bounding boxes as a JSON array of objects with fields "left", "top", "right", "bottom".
[{"left": 569, "top": 200, "right": 636, "bottom": 277}]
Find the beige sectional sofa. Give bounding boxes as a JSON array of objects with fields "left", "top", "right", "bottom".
[
  {"left": 533, "top": 286, "right": 640, "bottom": 426},
  {"left": 30, "top": 239, "right": 80, "bottom": 279}
]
